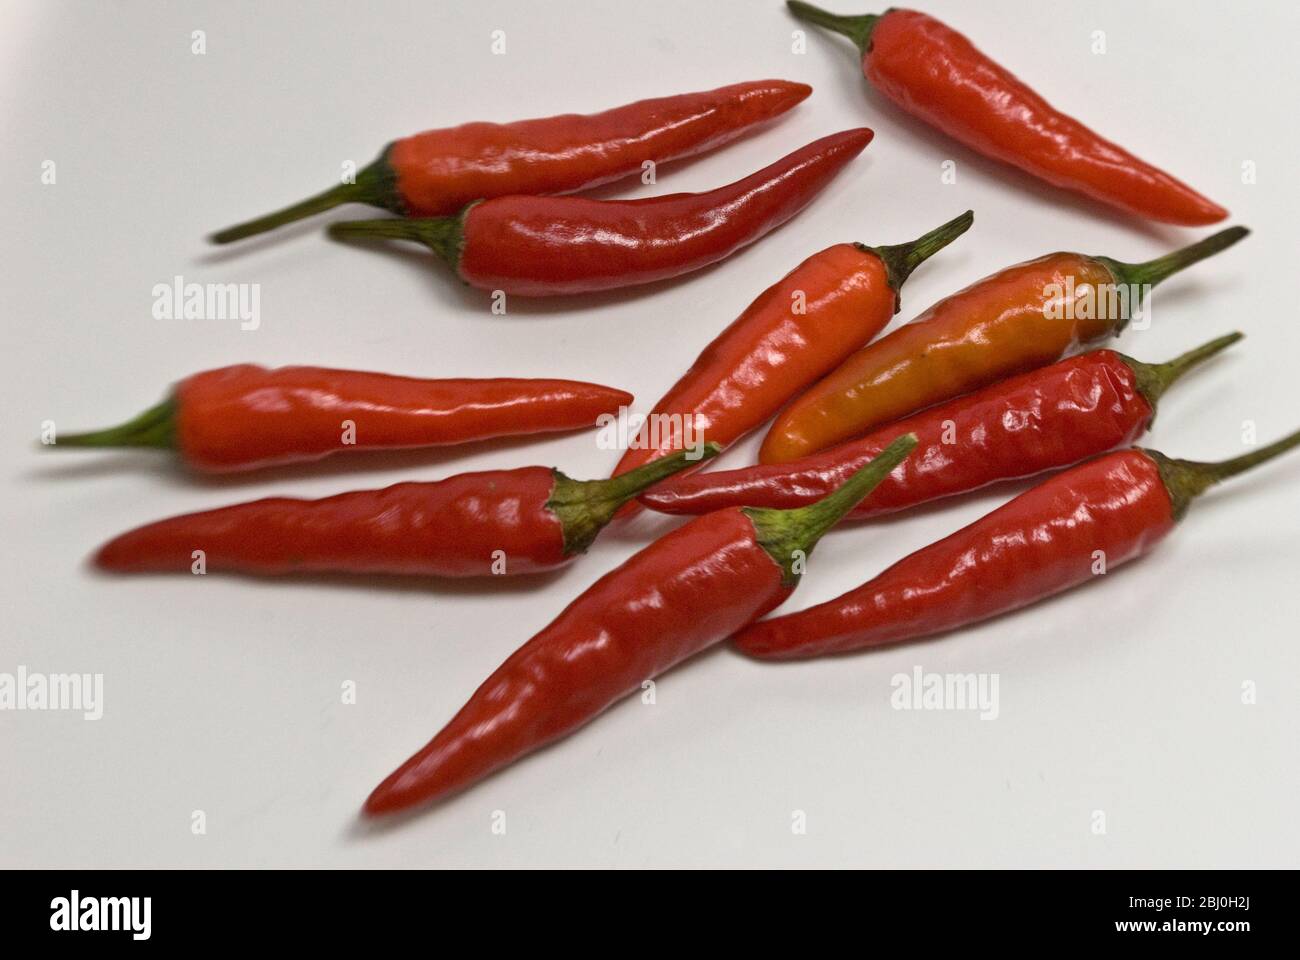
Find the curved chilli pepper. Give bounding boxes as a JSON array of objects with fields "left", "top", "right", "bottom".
[
  {"left": 93, "top": 447, "right": 717, "bottom": 578},
  {"left": 363, "top": 434, "right": 918, "bottom": 814},
  {"left": 760, "top": 226, "right": 1249, "bottom": 463},
  {"left": 734, "top": 428, "right": 1300, "bottom": 659},
  {"left": 210, "top": 79, "right": 812, "bottom": 243},
  {"left": 642, "top": 334, "right": 1241, "bottom": 518},
  {"left": 327, "top": 128, "right": 874, "bottom": 297},
  {"left": 610, "top": 210, "right": 972, "bottom": 507},
  {"left": 52, "top": 365, "right": 633, "bottom": 473},
  {"left": 787, "top": 3, "right": 1226, "bottom": 225}
]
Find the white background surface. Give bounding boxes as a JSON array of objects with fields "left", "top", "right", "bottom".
[{"left": 2, "top": 0, "right": 1297, "bottom": 868}]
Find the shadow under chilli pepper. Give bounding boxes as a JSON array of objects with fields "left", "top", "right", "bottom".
[
  {"left": 327, "top": 128, "right": 874, "bottom": 297},
  {"left": 787, "top": 2, "right": 1226, "bottom": 225},
  {"left": 363, "top": 434, "right": 918, "bottom": 815},
  {"left": 94, "top": 447, "right": 718, "bottom": 578},
  {"left": 49, "top": 365, "right": 633, "bottom": 473},
  {"left": 209, "top": 79, "right": 812, "bottom": 243},
  {"left": 734, "top": 428, "right": 1300, "bottom": 659},
  {"left": 641, "top": 333, "right": 1243, "bottom": 518},
  {"left": 761, "top": 226, "right": 1250, "bottom": 463}
]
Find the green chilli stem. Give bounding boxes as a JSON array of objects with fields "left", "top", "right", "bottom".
[
  {"left": 209, "top": 148, "right": 402, "bottom": 244},
  {"left": 327, "top": 212, "right": 466, "bottom": 270},
  {"left": 550, "top": 443, "right": 722, "bottom": 555},
  {"left": 1098, "top": 226, "right": 1250, "bottom": 291},
  {"left": 860, "top": 210, "right": 974, "bottom": 313},
  {"left": 50, "top": 397, "right": 176, "bottom": 451},
  {"left": 787, "top": 1, "right": 880, "bottom": 54},
  {"left": 1122, "top": 332, "right": 1243, "bottom": 407},
  {"left": 748, "top": 432, "right": 918, "bottom": 584},
  {"left": 1148, "top": 426, "right": 1300, "bottom": 520}
]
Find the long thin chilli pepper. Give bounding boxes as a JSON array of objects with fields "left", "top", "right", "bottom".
[
  {"left": 610, "top": 210, "right": 972, "bottom": 506},
  {"left": 363, "top": 434, "right": 918, "bottom": 814},
  {"left": 210, "top": 79, "right": 811, "bottom": 243},
  {"left": 734, "top": 429, "right": 1300, "bottom": 659},
  {"left": 787, "top": 2, "right": 1226, "bottom": 225},
  {"left": 327, "top": 128, "right": 874, "bottom": 297},
  {"left": 643, "top": 334, "right": 1242, "bottom": 518},
  {"left": 93, "top": 447, "right": 718, "bottom": 578},
  {"left": 761, "top": 226, "right": 1249, "bottom": 463},
  {"left": 50, "top": 365, "right": 632, "bottom": 473}
]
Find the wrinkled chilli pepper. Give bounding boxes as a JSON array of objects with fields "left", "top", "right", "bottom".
[
  {"left": 327, "top": 129, "right": 874, "bottom": 297},
  {"left": 787, "top": 2, "right": 1226, "bottom": 225},
  {"left": 52, "top": 365, "right": 632, "bottom": 473},
  {"left": 735, "top": 429, "right": 1300, "bottom": 659},
  {"left": 211, "top": 79, "right": 811, "bottom": 243},
  {"left": 762, "top": 226, "right": 1248, "bottom": 463},
  {"left": 94, "top": 447, "right": 717, "bottom": 578},
  {"left": 611, "top": 210, "right": 972, "bottom": 506},
  {"left": 363, "top": 434, "right": 918, "bottom": 814},
  {"left": 643, "top": 334, "right": 1241, "bottom": 518}
]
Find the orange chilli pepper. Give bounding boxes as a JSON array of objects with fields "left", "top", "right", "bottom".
[{"left": 760, "top": 226, "right": 1248, "bottom": 464}]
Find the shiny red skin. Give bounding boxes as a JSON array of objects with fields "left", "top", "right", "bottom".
[
  {"left": 455, "top": 128, "right": 874, "bottom": 296},
  {"left": 864, "top": 9, "right": 1226, "bottom": 225},
  {"left": 642, "top": 350, "right": 1151, "bottom": 518},
  {"left": 611, "top": 242, "right": 895, "bottom": 495},
  {"left": 94, "top": 467, "right": 570, "bottom": 577},
  {"left": 390, "top": 80, "right": 812, "bottom": 216},
  {"left": 364, "top": 508, "right": 789, "bottom": 814},
  {"left": 174, "top": 365, "right": 632, "bottom": 473},
  {"left": 733, "top": 450, "right": 1176, "bottom": 659}
]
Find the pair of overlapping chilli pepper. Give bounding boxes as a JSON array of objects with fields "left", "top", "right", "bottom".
[{"left": 212, "top": 79, "right": 873, "bottom": 297}]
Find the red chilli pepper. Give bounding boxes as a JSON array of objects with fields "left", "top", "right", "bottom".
[
  {"left": 326, "top": 129, "right": 874, "bottom": 297},
  {"left": 788, "top": 2, "right": 1226, "bottom": 225},
  {"left": 94, "top": 447, "right": 717, "bottom": 578},
  {"left": 210, "top": 79, "right": 812, "bottom": 243},
  {"left": 642, "top": 334, "right": 1241, "bottom": 518},
  {"left": 610, "top": 210, "right": 972, "bottom": 502},
  {"left": 51, "top": 365, "right": 632, "bottom": 473},
  {"left": 363, "top": 434, "right": 917, "bottom": 814},
  {"left": 734, "top": 429, "right": 1300, "bottom": 659}
]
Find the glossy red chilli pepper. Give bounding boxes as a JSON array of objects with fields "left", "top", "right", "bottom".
[
  {"left": 734, "top": 429, "right": 1300, "bottom": 659},
  {"left": 762, "top": 226, "right": 1249, "bottom": 463},
  {"left": 788, "top": 3, "right": 1226, "bottom": 225},
  {"left": 93, "top": 447, "right": 716, "bottom": 578},
  {"left": 363, "top": 434, "right": 917, "bottom": 814},
  {"left": 611, "top": 210, "right": 972, "bottom": 504},
  {"left": 51, "top": 365, "right": 632, "bottom": 473},
  {"left": 210, "top": 79, "right": 811, "bottom": 243},
  {"left": 327, "top": 129, "right": 874, "bottom": 296},
  {"left": 642, "top": 334, "right": 1241, "bottom": 518}
]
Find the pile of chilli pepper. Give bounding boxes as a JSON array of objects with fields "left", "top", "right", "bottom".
[{"left": 50, "top": 4, "right": 1298, "bottom": 821}]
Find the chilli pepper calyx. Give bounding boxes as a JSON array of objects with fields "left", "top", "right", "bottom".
[
  {"left": 1094, "top": 226, "right": 1250, "bottom": 330},
  {"left": 1120, "top": 331, "right": 1243, "bottom": 416},
  {"left": 1146, "top": 427, "right": 1300, "bottom": 521},
  {"left": 856, "top": 209, "right": 974, "bottom": 313},
  {"left": 210, "top": 145, "right": 403, "bottom": 245},
  {"left": 327, "top": 204, "right": 472, "bottom": 272},
  {"left": 51, "top": 396, "right": 176, "bottom": 451},
  {"left": 745, "top": 432, "right": 917, "bottom": 585},
  {"left": 549, "top": 443, "right": 721, "bottom": 555},
  {"left": 787, "top": 1, "right": 881, "bottom": 54}
]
